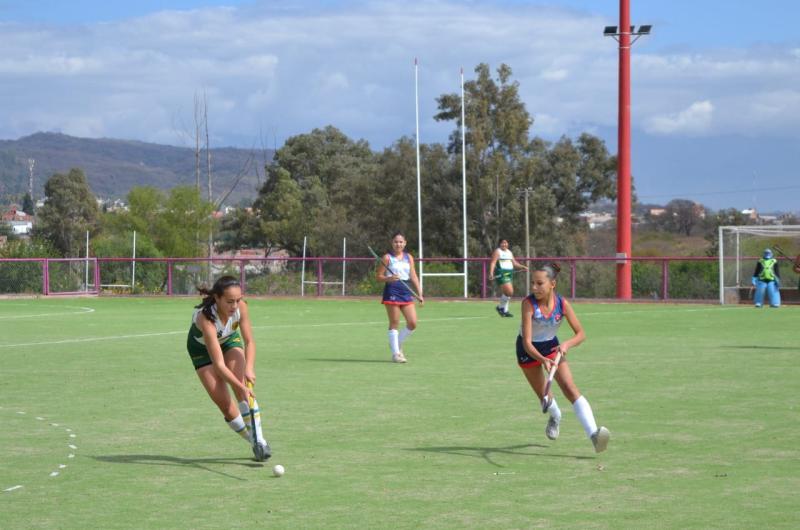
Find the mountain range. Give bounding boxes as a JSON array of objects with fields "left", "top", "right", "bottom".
[{"left": 0, "top": 132, "right": 273, "bottom": 206}]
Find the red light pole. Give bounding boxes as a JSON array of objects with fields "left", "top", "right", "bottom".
[{"left": 604, "top": 3, "right": 651, "bottom": 299}]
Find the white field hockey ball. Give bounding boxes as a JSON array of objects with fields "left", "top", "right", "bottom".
[{"left": 273, "top": 464, "right": 285, "bottom": 477}]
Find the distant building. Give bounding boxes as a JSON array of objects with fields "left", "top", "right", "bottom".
[
  {"left": 648, "top": 208, "right": 666, "bottom": 217},
  {"left": 741, "top": 208, "right": 758, "bottom": 221},
  {"left": 1, "top": 207, "right": 33, "bottom": 235},
  {"left": 580, "top": 211, "right": 614, "bottom": 230},
  {"left": 214, "top": 247, "right": 290, "bottom": 274}
]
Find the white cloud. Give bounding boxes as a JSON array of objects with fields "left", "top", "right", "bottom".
[
  {"left": 540, "top": 68, "right": 568, "bottom": 81},
  {"left": 645, "top": 100, "right": 714, "bottom": 135},
  {"left": 0, "top": 1, "right": 798, "bottom": 148},
  {"left": 319, "top": 72, "right": 350, "bottom": 93}
]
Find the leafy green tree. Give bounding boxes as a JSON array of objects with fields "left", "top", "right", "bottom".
[
  {"left": 524, "top": 134, "right": 617, "bottom": 256},
  {"left": 252, "top": 168, "right": 310, "bottom": 255},
  {"left": 34, "top": 168, "right": 99, "bottom": 257},
  {"left": 435, "top": 64, "right": 617, "bottom": 258},
  {"left": 100, "top": 185, "right": 213, "bottom": 258},
  {"left": 703, "top": 207, "right": 751, "bottom": 255},
  {"left": 435, "top": 63, "right": 531, "bottom": 255},
  {"left": 0, "top": 239, "right": 57, "bottom": 293},
  {"left": 217, "top": 208, "right": 263, "bottom": 254},
  {"left": 652, "top": 199, "right": 705, "bottom": 237},
  {"left": 251, "top": 126, "right": 378, "bottom": 256}
]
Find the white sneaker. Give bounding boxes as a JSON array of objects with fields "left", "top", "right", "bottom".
[
  {"left": 392, "top": 352, "right": 407, "bottom": 363},
  {"left": 545, "top": 415, "right": 560, "bottom": 440},
  {"left": 591, "top": 426, "right": 610, "bottom": 453}
]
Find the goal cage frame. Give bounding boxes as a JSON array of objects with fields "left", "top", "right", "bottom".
[{"left": 718, "top": 225, "right": 800, "bottom": 305}]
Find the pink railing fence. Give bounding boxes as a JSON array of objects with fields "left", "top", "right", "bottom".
[{"left": 0, "top": 255, "right": 759, "bottom": 301}]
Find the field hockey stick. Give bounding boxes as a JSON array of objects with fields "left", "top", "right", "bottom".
[
  {"left": 246, "top": 381, "right": 264, "bottom": 461},
  {"left": 772, "top": 244, "right": 793, "bottom": 261},
  {"left": 541, "top": 349, "right": 563, "bottom": 413},
  {"left": 367, "top": 245, "right": 423, "bottom": 302}
]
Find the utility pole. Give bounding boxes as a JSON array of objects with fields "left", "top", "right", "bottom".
[{"left": 27, "top": 158, "right": 35, "bottom": 203}]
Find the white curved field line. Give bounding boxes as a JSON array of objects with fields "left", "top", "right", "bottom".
[
  {"left": 0, "top": 305, "right": 95, "bottom": 320},
  {"left": 0, "top": 407, "right": 77, "bottom": 493}
]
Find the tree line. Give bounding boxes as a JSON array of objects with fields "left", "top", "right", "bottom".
[{"left": 1, "top": 63, "right": 764, "bottom": 263}]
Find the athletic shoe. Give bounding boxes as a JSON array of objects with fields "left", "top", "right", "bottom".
[
  {"left": 253, "top": 440, "right": 272, "bottom": 462},
  {"left": 495, "top": 306, "right": 505, "bottom": 317},
  {"left": 590, "top": 426, "right": 610, "bottom": 453},
  {"left": 392, "top": 352, "right": 407, "bottom": 363},
  {"left": 545, "top": 415, "right": 560, "bottom": 440},
  {"left": 503, "top": 311, "right": 514, "bottom": 318}
]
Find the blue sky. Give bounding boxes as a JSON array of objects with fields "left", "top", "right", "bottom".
[{"left": 1, "top": 1, "right": 798, "bottom": 211}]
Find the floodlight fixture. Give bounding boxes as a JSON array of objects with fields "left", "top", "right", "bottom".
[{"left": 604, "top": 24, "right": 652, "bottom": 43}]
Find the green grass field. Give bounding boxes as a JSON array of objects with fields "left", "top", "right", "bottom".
[{"left": 1, "top": 296, "right": 798, "bottom": 529}]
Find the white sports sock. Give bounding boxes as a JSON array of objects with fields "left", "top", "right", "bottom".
[
  {"left": 500, "top": 294, "right": 510, "bottom": 312},
  {"left": 572, "top": 395, "right": 598, "bottom": 438},
  {"left": 251, "top": 399, "right": 266, "bottom": 444},
  {"left": 238, "top": 399, "right": 266, "bottom": 444},
  {"left": 388, "top": 329, "right": 400, "bottom": 354},
  {"left": 227, "top": 414, "right": 251, "bottom": 442},
  {"left": 549, "top": 397, "right": 562, "bottom": 421},
  {"left": 398, "top": 327, "right": 414, "bottom": 345}
]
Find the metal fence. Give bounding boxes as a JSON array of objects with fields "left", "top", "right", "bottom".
[{"left": 3, "top": 255, "right": 777, "bottom": 302}]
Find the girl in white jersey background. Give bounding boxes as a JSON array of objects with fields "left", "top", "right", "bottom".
[
  {"left": 186, "top": 276, "right": 271, "bottom": 460},
  {"left": 376, "top": 232, "right": 424, "bottom": 363},
  {"left": 516, "top": 263, "right": 610, "bottom": 453},
  {"left": 489, "top": 239, "right": 528, "bottom": 317}
]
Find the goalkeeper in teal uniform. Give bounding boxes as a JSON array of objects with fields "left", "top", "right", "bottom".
[{"left": 752, "top": 249, "right": 781, "bottom": 308}]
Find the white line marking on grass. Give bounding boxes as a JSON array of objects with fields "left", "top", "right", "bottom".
[
  {"left": 0, "top": 316, "right": 489, "bottom": 348},
  {"left": 1, "top": 409, "right": 79, "bottom": 492},
  {"left": 580, "top": 306, "right": 748, "bottom": 317},
  {"left": 0, "top": 306, "right": 95, "bottom": 320}
]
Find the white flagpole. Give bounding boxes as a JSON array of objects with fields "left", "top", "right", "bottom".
[
  {"left": 415, "top": 57, "right": 424, "bottom": 290},
  {"left": 460, "top": 67, "right": 468, "bottom": 297}
]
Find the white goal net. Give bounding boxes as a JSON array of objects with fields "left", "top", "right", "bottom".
[{"left": 718, "top": 225, "right": 800, "bottom": 304}]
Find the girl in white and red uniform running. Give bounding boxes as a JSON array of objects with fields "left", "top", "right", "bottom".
[{"left": 516, "top": 263, "right": 610, "bottom": 453}]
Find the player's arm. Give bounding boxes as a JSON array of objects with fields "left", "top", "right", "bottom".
[
  {"left": 238, "top": 300, "right": 257, "bottom": 384},
  {"left": 198, "top": 314, "right": 252, "bottom": 398},
  {"left": 408, "top": 254, "right": 424, "bottom": 303},
  {"left": 511, "top": 253, "right": 528, "bottom": 271},
  {"left": 559, "top": 298, "right": 585, "bottom": 355},
  {"left": 520, "top": 297, "right": 552, "bottom": 368},
  {"left": 794, "top": 255, "right": 800, "bottom": 274},
  {"left": 376, "top": 254, "right": 399, "bottom": 283},
  {"left": 489, "top": 249, "right": 499, "bottom": 278}
]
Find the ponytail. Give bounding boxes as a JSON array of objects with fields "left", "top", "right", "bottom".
[
  {"left": 534, "top": 262, "right": 561, "bottom": 280},
  {"left": 195, "top": 275, "right": 240, "bottom": 322}
]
